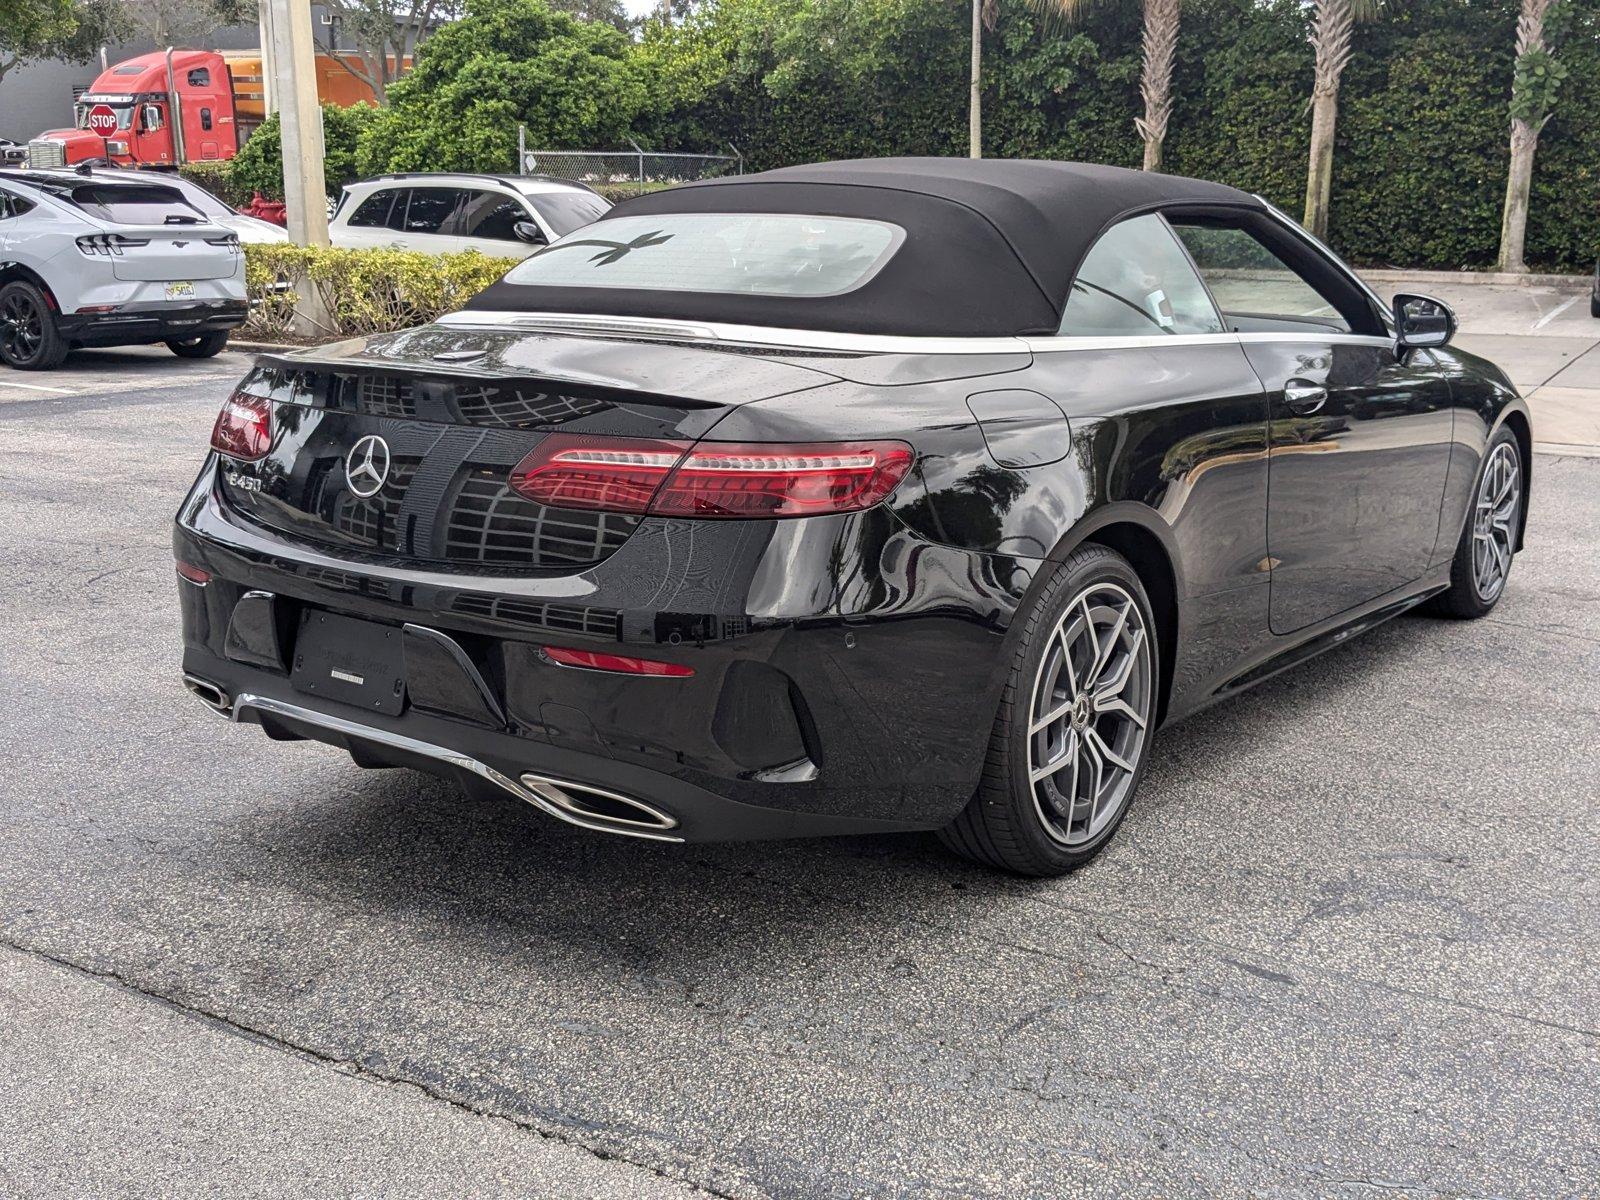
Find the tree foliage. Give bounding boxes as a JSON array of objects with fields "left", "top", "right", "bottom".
[
  {"left": 230, "top": 102, "right": 378, "bottom": 200},
  {"left": 0, "top": 0, "right": 122, "bottom": 84},
  {"left": 354, "top": 0, "right": 648, "bottom": 175}
]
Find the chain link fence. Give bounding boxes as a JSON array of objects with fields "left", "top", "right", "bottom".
[{"left": 515, "top": 131, "right": 743, "bottom": 197}]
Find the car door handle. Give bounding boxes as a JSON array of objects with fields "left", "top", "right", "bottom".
[{"left": 1282, "top": 378, "right": 1328, "bottom": 415}]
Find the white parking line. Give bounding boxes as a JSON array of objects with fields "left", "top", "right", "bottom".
[
  {"left": 0, "top": 379, "right": 74, "bottom": 394},
  {"left": 1532, "top": 294, "right": 1582, "bottom": 331}
]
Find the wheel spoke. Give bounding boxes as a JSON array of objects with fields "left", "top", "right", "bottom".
[
  {"left": 1030, "top": 697, "right": 1073, "bottom": 735},
  {"left": 1086, "top": 599, "right": 1132, "bottom": 688},
  {"left": 1086, "top": 727, "right": 1135, "bottom": 776},
  {"left": 1094, "top": 693, "right": 1146, "bottom": 729}
]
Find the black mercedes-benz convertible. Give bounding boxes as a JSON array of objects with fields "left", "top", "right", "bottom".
[{"left": 176, "top": 159, "right": 1531, "bottom": 876}]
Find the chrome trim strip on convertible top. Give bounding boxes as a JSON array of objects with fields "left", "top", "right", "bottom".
[
  {"left": 230, "top": 692, "right": 686, "bottom": 844},
  {"left": 436, "top": 310, "right": 1397, "bottom": 356},
  {"left": 434, "top": 310, "right": 1031, "bottom": 355}
]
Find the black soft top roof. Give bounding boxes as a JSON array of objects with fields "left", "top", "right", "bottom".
[{"left": 466, "top": 158, "right": 1265, "bottom": 338}]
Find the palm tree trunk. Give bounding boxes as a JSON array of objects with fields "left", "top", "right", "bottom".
[
  {"left": 969, "top": 0, "right": 982, "bottom": 158},
  {"left": 1135, "top": 0, "right": 1179, "bottom": 171},
  {"left": 1498, "top": 0, "right": 1555, "bottom": 272},
  {"left": 1498, "top": 122, "right": 1538, "bottom": 272},
  {"left": 1303, "top": 0, "right": 1356, "bottom": 239}
]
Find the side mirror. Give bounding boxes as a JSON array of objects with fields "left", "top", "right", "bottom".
[
  {"left": 1393, "top": 292, "right": 1456, "bottom": 349},
  {"left": 512, "top": 220, "right": 546, "bottom": 246}
]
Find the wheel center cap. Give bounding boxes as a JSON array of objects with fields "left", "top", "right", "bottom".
[{"left": 1070, "top": 694, "right": 1092, "bottom": 730}]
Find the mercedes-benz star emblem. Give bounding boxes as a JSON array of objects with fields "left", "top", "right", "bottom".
[{"left": 345, "top": 435, "right": 391, "bottom": 499}]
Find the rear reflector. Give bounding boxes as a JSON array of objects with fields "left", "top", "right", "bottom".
[
  {"left": 175, "top": 561, "right": 211, "bottom": 585},
  {"left": 511, "top": 437, "right": 913, "bottom": 519},
  {"left": 541, "top": 646, "right": 694, "bottom": 677},
  {"left": 210, "top": 390, "right": 272, "bottom": 461}
]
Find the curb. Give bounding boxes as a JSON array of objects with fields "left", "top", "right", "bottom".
[
  {"left": 226, "top": 339, "right": 300, "bottom": 353},
  {"left": 1357, "top": 268, "right": 1592, "bottom": 291}
]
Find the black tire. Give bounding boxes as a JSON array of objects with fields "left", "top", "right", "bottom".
[
  {"left": 1429, "top": 425, "right": 1523, "bottom": 619},
  {"left": 939, "top": 544, "right": 1160, "bottom": 877},
  {"left": 166, "top": 331, "right": 230, "bottom": 359},
  {"left": 0, "top": 280, "right": 69, "bottom": 370}
]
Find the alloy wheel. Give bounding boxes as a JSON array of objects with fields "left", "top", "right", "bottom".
[
  {"left": 0, "top": 292, "right": 44, "bottom": 364},
  {"left": 1027, "top": 581, "right": 1154, "bottom": 846},
  {"left": 1471, "top": 441, "right": 1520, "bottom": 603}
]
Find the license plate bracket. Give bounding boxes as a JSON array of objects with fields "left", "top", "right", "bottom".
[{"left": 291, "top": 611, "right": 406, "bottom": 715}]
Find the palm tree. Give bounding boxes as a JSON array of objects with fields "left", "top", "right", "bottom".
[
  {"left": 1303, "top": 0, "right": 1378, "bottom": 240},
  {"left": 970, "top": 0, "right": 998, "bottom": 157},
  {"left": 1497, "top": 0, "right": 1566, "bottom": 272},
  {"left": 1037, "top": 0, "right": 1182, "bottom": 172}
]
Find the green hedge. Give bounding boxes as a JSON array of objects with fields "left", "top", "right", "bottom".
[
  {"left": 242, "top": 244, "right": 516, "bottom": 340},
  {"left": 639, "top": 0, "right": 1600, "bottom": 274}
]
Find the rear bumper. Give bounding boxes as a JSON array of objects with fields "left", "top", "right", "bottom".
[
  {"left": 175, "top": 458, "right": 1035, "bottom": 843},
  {"left": 59, "top": 299, "right": 247, "bottom": 346}
]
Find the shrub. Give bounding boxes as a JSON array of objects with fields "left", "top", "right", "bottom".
[
  {"left": 242, "top": 244, "right": 517, "bottom": 341},
  {"left": 178, "top": 160, "right": 250, "bottom": 209}
]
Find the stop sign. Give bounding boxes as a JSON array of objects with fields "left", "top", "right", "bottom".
[{"left": 85, "top": 104, "right": 119, "bottom": 137}]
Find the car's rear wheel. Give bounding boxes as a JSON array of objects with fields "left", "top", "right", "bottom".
[
  {"left": 166, "top": 331, "right": 230, "bottom": 359},
  {"left": 0, "top": 281, "right": 69, "bottom": 370},
  {"left": 1430, "top": 427, "right": 1523, "bottom": 619},
  {"left": 940, "top": 544, "right": 1158, "bottom": 877}
]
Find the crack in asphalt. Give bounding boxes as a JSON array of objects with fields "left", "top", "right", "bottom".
[
  {"left": 691, "top": 852, "right": 1600, "bottom": 1044},
  {"left": 0, "top": 936, "right": 735, "bottom": 1200}
]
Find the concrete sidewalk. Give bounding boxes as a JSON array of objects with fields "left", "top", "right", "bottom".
[{"left": 1365, "top": 272, "right": 1600, "bottom": 455}]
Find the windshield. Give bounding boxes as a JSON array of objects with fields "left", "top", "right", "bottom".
[
  {"left": 523, "top": 190, "right": 611, "bottom": 237},
  {"left": 75, "top": 104, "right": 133, "bottom": 132},
  {"left": 503, "top": 212, "right": 906, "bottom": 298}
]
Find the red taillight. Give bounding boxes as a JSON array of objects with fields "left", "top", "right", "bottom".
[
  {"left": 510, "top": 436, "right": 913, "bottom": 520},
  {"left": 541, "top": 645, "right": 694, "bottom": 677},
  {"left": 651, "top": 442, "right": 914, "bottom": 518},
  {"left": 510, "top": 435, "right": 691, "bottom": 514},
  {"left": 210, "top": 390, "right": 272, "bottom": 461},
  {"left": 175, "top": 561, "right": 211, "bottom": 585}
]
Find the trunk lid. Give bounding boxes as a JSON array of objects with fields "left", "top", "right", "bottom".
[
  {"left": 215, "top": 328, "right": 840, "bottom": 573},
  {"left": 110, "top": 224, "right": 238, "bottom": 281}
]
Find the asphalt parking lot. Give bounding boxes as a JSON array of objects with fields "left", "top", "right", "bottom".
[{"left": 1, "top": 317, "right": 1597, "bottom": 1196}]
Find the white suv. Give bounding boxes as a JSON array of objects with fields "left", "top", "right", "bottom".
[
  {"left": 0, "top": 169, "right": 247, "bottom": 370},
  {"left": 331, "top": 173, "right": 610, "bottom": 258}
]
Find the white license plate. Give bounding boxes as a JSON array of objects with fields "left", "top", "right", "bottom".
[{"left": 165, "top": 281, "right": 195, "bottom": 300}]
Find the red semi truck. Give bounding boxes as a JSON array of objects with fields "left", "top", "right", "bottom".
[{"left": 27, "top": 48, "right": 385, "bottom": 170}]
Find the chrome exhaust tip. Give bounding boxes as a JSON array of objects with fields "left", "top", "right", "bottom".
[
  {"left": 183, "top": 673, "right": 232, "bottom": 716},
  {"left": 518, "top": 772, "right": 679, "bottom": 835}
]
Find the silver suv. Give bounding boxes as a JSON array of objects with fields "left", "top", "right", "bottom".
[
  {"left": 330, "top": 173, "right": 610, "bottom": 259},
  {"left": 0, "top": 169, "right": 246, "bottom": 370}
]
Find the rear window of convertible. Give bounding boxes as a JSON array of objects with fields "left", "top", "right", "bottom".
[{"left": 501, "top": 212, "right": 906, "bottom": 298}]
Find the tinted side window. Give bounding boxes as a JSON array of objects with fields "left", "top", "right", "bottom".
[
  {"left": 1059, "top": 214, "right": 1223, "bottom": 337},
  {"left": 199, "top": 108, "right": 213, "bottom": 132},
  {"left": 460, "top": 191, "right": 530, "bottom": 241},
  {"left": 347, "top": 190, "right": 399, "bottom": 228},
  {"left": 187, "top": 67, "right": 211, "bottom": 87},
  {"left": 1170, "top": 223, "right": 1350, "bottom": 332},
  {"left": 401, "top": 188, "right": 466, "bottom": 235}
]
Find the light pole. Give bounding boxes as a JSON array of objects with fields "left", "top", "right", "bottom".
[{"left": 265, "top": 0, "right": 329, "bottom": 248}]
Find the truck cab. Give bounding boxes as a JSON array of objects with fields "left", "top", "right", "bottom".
[{"left": 28, "top": 50, "right": 238, "bottom": 170}]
